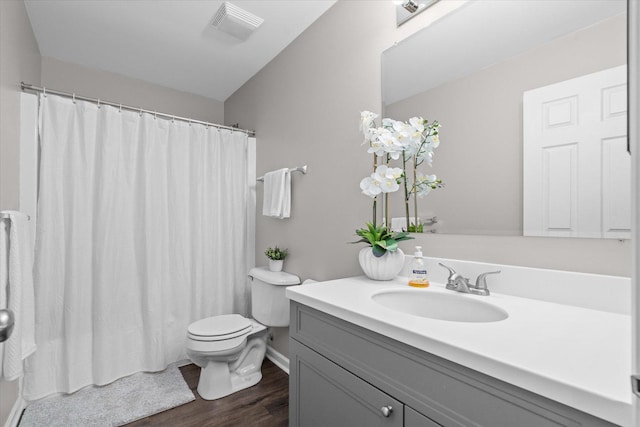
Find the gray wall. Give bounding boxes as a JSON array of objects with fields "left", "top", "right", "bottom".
[
  {"left": 386, "top": 14, "right": 626, "bottom": 236},
  {"left": 41, "top": 57, "right": 224, "bottom": 124},
  {"left": 225, "top": 1, "right": 631, "bottom": 357},
  {"left": 0, "top": 0, "right": 41, "bottom": 424},
  {"left": 0, "top": 0, "right": 41, "bottom": 210}
]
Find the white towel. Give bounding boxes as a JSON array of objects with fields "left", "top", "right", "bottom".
[
  {"left": 0, "top": 211, "right": 36, "bottom": 381},
  {"left": 262, "top": 168, "right": 291, "bottom": 218}
]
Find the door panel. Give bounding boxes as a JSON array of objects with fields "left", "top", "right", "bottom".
[{"left": 524, "top": 65, "right": 629, "bottom": 238}]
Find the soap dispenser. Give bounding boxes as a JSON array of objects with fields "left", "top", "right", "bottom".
[{"left": 409, "top": 246, "right": 430, "bottom": 288}]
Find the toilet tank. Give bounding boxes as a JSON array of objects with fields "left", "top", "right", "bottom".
[{"left": 248, "top": 267, "right": 300, "bottom": 327}]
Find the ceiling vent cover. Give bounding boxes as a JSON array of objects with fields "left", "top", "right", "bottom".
[{"left": 212, "top": 2, "right": 264, "bottom": 40}]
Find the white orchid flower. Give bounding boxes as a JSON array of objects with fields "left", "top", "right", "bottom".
[
  {"left": 378, "top": 127, "right": 407, "bottom": 159},
  {"left": 360, "top": 111, "right": 378, "bottom": 132},
  {"left": 427, "top": 134, "right": 440, "bottom": 148},
  {"left": 382, "top": 165, "right": 403, "bottom": 180},
  {"left": 360, "top": 175, "right": 382, "bottom": 198},
  {"left": 381, "top": 178, "right": 400, "bottom": 193},
  {"left": 372, "top": 130, "right": 402, "bottom": 159},
  {"left": 374, "top": 165, "right": 403, "bottom": 193},
  {"left": 410, "top": 125, "right": 425, "bottom": 146},
  {"left": 360, "top": 111, "right": 379, "bottom": 142},
  {"left": 392, "top": 120, "right": 412, "bottom": 141},
  {"left": 409, "top": 117, "right": 425, "bottom": 132},
  {"left": 415, "top": 173, "right": 440, "bottom": 198},
  {"left": 381, "top": 118, "right": 396, "bottom": 128},
  {"left": 416, "top": 186, "right": 432, "bottom": 198},
  {"left": 367, "top": 128, "right": 392, "bottom": 157},
  {"left": 417, "top": 149, "right": 434, "bottom": 166}
]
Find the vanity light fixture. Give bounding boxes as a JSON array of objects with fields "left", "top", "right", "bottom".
[
  {"left": 211, "top": 2, "right": 264, "bottom": 41},
  {"left": 403, "top": 0, "right": 419, "bottom": 13},
  {"left": 395, "top": 0, "right": 439, "bottom": 26}
]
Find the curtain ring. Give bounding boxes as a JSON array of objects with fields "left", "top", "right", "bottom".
[
  {"left": 171, "top": 116, "right": 175, "bottom": 123},
  {"left": 139, "top": 108, "right": 143, "bottom": 117},
  {"left": 43, "top": 87, "right": 47, "bottom": 97},
  {"left": 119, "top": 103, "right": 122, "bottom": 113},
  {"left": 188, "top": 120, "right": 192, "bottom": 127},
  {"left": 72, "top": 93, "right": 76, "bottom": 104},
  {"left": 97, "top": 99, "right": 101, "bottom": 109},
  {"left": 154, "top": 111, "right": 157, "bottom": 120}
]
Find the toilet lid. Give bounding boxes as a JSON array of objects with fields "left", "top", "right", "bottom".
[{"left": 188, "top": 314, "right": 252, "bottom": 340}]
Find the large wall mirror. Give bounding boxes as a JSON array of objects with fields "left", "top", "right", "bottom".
[{"left": 382, "top": 0, "right": 628, "bottom": 238}]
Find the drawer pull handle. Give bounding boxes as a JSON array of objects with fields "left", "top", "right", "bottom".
[{"left": 381, "top": 405, "right": 393, "bottom": 417}]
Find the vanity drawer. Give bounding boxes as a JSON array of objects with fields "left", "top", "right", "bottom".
[
  {"left": 290, "top": 302, "right": 615, "bottom": 427},
  {"left": 290, "top": 339, "right": 404, "bottom": 427}
]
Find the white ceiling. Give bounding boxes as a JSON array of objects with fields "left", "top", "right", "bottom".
[{"left": 25, "top": 0, "right": 336, "bottom": 102}]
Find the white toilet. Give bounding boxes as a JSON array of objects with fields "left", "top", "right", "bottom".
[{"left": 186, "top": 267, "right": 300, "bottom": 400}]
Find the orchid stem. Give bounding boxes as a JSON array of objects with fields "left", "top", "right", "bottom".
[
  {"left": 372, "top": 153, "right": 378, "bottom": 227},
  {"left": 385, "top": 154, "right": 390, "bottom": 229},
  {"left": 413, "top": 157, "right": 418, "bottom": 230},
  {"left": 402, "top": 151, "right": 410, "bottom": 231}
]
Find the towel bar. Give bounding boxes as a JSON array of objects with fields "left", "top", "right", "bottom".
[{"left": 257, "top": 165, "right": 307, "bottom": 182}]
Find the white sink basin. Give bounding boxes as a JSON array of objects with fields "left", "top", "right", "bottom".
[{"left": 372, "top": 289, "right": 509, "bottom": 323}]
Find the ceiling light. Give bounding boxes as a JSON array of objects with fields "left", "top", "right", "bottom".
[{"left": 211, "top": 2, "right": 264, "bottom": 41}]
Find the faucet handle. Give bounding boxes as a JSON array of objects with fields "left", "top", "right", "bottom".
[
  {"left": 438, "top": 262, "right": 458, "bottom": 279},
  {"left": 475, "top": 270, "right": 501, "bottom": 291},
  {"left": 439, "top": 263, "right": 466, "bottom": 291}
]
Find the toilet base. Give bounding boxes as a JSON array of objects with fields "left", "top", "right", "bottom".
[
  {"left": 197, "top": 360, "right": 263, "bottom": 400},
  {"left": 192, "top": 327, "right": 268, "bottom": 401}
]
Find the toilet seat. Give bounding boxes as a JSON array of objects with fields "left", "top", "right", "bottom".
[{"left": 188, "top": 314, "right": 252, "bottom": 342}]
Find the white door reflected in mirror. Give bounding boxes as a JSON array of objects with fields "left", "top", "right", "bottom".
[{"left": 523, "top": 65, "right": 630, "bottom": 239}]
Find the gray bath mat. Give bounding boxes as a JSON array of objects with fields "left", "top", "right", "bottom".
[{"left": 20, "top": 366, "right": 195, "bottom": 426}]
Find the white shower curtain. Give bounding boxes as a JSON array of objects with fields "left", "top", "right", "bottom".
[{"left": 23, "top": 94, "right": 250, "bottom": 400}]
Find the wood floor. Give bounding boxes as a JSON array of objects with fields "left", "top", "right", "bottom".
[{"left": 126, "top": 359, "right": 289, "bottom": 427}]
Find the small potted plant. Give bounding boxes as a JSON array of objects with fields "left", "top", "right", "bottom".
[
  {"left": 265, "top": 246, "right": 288, "bottom": 272},
  {"left": 353, "top": 222, "right": 413, "bottom": 280}
]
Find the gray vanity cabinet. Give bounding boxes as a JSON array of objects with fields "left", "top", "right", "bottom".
[
  {"left": 291, "top": 339, "right": 404, "bottom": 426},
  {"left": 289, "top": 302, "right": 616, "bottom": 427}
]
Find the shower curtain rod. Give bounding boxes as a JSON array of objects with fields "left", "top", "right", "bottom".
[{"left": 20, "top": 82, "right": 256, "bottom": 137}]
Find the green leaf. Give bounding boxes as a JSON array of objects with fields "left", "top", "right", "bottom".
[
  {"left": 391, "top": 231, "right": 414, "bottom": 242},
  {"left": 349, "top": 237, "right": 371, "bottom": 245},
  {"left": 384, "top": 239, "right": 398, "bottom": 252}
]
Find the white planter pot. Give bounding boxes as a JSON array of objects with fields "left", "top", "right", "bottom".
[
  {"left": 269, "top": 259, "right": 284, "bottom": 272},
  {"left": 358, "top": 247, "right": 405, "bottom": 281}
]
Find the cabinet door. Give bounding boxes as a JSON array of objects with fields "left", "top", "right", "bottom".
[
  {"left": 290, "top": 339, "right": 403, "bottom": 427},
  {"left": 405, "top": 406, "right": 441, "bottom": 427}
]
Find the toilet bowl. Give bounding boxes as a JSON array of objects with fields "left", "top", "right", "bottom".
[
  {"left": 186, "top": 267, "right": 300, "bottom": 400},
  {"left": 186, "top": 315, "right": 268, "bottom": 400}
]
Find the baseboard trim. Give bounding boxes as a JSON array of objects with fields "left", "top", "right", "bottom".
[
  {"left": 266, "top": 346, "right": 289, "bottom": 375},
  {"left": 5, "top": 395, "right": 26, "bottom": 427},
  {"left": 175, "top": 358, "right": 192, "bottom": 368}
]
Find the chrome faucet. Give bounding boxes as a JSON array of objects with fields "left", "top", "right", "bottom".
[
  {"left": 439, "top": 263, "right": 501, "bottom": 296},
  {"left": 439, "top": 263, "right": 472, "bottom": 293}
]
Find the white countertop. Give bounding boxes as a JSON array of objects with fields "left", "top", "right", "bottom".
[{"left": 286, "top": 276, "right": 632, "bottom": 426}]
